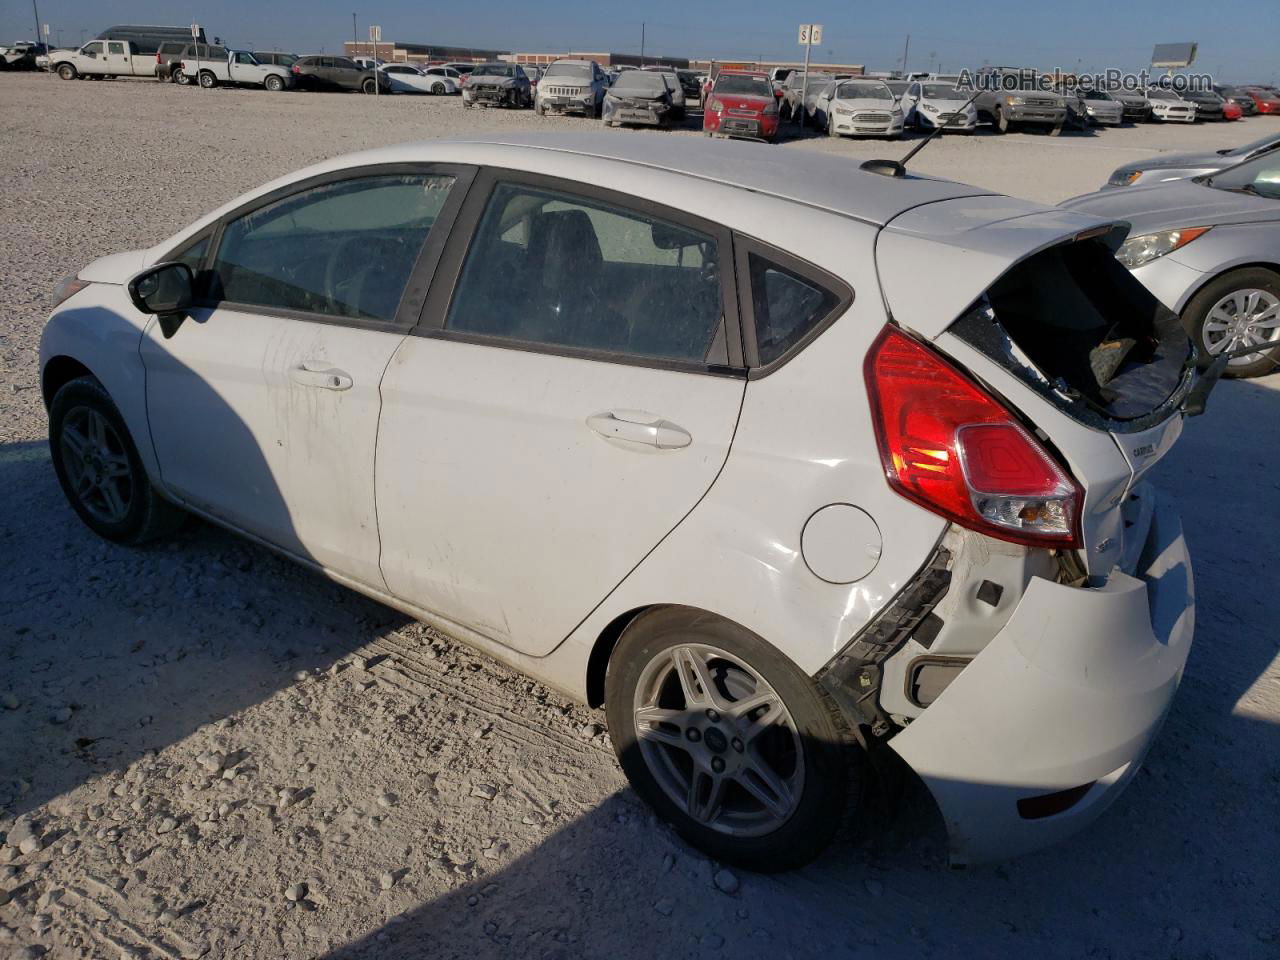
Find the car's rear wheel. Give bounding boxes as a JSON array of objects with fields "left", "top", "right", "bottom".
[
  {"left": 432, "top": 81, "right": 445, "bottom": 95},
  {"left": 362, "top": 78, "right": 376, "bottom": 94},
  {"left": 265, "top": 74, "right": 283, "bottom": 92},
  {"left": 49, "top": 377, "right": 185, "bottom": 544},
  {"left": 198, "top": 70, "right": 216, "bottom": 88},
  {"left": 605, "top": 607, "right": 860, "bottom": 872},
  {"left": 1184, "top": 267, "right": 1280, "bottom": 379}
]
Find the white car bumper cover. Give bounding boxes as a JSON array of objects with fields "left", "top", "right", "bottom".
[{"left": 890, "top": 488, "right": 1194, "bottom": 864}]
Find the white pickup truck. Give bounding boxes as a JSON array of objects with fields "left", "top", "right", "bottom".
[
  {"left": 184, "top": 49, "right": 294, "bottom": 90},
  {"left": 48, "top": 39, "right": 158, "bottom": 80}
]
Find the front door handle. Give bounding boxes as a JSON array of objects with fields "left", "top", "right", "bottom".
[
  {"left": 290, "top": 363, "right": 352, "bottom": 391},
  {"left": 586, "top": 411, "right": 691, "bottom": 450}
]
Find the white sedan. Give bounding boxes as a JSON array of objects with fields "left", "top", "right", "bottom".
[
  {"left": 813, "top": 79, "right": 905, "bottom": 138},
  {"left": 39, "top": 134, "right": 1196, "bottom": 870},
  {"left": 380, "top": 63, "right": 458, "bottom": 95},
  {"left": 900, "top": 81, "right": 978, "bottom": 133}
]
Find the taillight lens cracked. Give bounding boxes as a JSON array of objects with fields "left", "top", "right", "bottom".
[{"left": 865, "top": 325, "right": 1081, "bottom": 548}]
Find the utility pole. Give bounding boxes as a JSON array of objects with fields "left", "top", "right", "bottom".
[
  {"left": 31, "top": 0, "right": 41, "bottom": 46},
  {"left": 352, "top": 13, "right": 357, "bottom": 59},
  {"left": 640, "top": 22, "right": 645, "bottom": 67},
  {"left": 901, "top": 34, "right": 910, "bottom": 76}
]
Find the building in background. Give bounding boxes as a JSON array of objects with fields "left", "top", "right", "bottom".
[
  {"left": 343, "top": 41, "right": 508, "bottom": 63},
  {"left": 505, "top": 51, "right": 689, "bottom": 69}
]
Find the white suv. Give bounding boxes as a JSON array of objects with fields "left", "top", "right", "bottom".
[
  {"left": 535, "top": 59, "right": 608, "bottom": 117},
  {"left": 38, "top": 135, "right": 1197, "bottom": 870}
]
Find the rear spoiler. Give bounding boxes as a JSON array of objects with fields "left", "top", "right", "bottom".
[{"left": 876, "top": 195, "right": 1129, "bottom": 340}]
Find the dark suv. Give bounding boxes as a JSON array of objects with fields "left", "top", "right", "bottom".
[{"left": 291, "top": 55, "right": 389, "bottom": 93}]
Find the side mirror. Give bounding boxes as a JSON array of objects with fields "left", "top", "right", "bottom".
[{"left": 128, "top": 262, "right": 194, "bottom": 338}]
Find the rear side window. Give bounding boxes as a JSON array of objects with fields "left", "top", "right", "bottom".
[
  {"left": 206, "top": 174, "right": 455, "bottom": 323},
  {"left": 747, "top": 253, "right": 840, "bottom": 365},
  {"left": 446, "top": 182, "right": 725, "bottom": 363}
]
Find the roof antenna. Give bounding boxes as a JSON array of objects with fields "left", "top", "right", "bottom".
[{"left": 860, "top": 83, "right": 987, "bottom": 178}]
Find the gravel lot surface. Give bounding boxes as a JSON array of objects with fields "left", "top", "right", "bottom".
[{"left": 2, "top": 73, "right": 1279, "bottom": 960}]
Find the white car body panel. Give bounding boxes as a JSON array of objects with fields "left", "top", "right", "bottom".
[
  {"left": 890, "top": 487, "right": 1193, "bottom": 864},
  {"left": 139, "top": 308, "right": 399, "bottom": 588},
  {"left": 39, "top": 281, "right": 158, "bottom": 477},
  {"left": 376, "top": 339, "right": 745, "bottom": 654}
]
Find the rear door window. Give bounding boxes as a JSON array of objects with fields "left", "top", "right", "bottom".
[{"left": 445, "top": 181, "right": 726, "bottom": 363}]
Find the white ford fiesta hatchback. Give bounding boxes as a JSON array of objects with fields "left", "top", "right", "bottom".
[{"left": 40, "top": 134, "right": 1196, "bottom": 870}]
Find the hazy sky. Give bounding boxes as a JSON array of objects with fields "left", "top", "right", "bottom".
[{"left": 4, "top": 0, "right": 1275, "bottom": 83}]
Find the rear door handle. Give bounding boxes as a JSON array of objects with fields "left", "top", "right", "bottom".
[
  {"left": 586, "top": 411, "right": 691, "bottom": 450},
  {"left": 290, "top": 363, "right": 352, "bottom": 391}
]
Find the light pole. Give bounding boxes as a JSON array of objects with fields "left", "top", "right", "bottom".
[{"left": 352, "top": 13, "right": 357, "bottom": 59}]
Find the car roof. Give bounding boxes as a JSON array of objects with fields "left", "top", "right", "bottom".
[{"left": 321, "top": 133, "right": 994, "bottom": 227}]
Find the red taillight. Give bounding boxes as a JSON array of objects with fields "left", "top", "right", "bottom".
[{"left": 864, "top": 326, "right": 1081, "bottom": 548}]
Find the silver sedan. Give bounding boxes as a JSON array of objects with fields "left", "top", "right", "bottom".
[
  {"left": 1063, "top": 150, "right": 1280, "bottom": 377},
  {"left": 1105, "top": 132, "right": 1280, "bottom": 188}
]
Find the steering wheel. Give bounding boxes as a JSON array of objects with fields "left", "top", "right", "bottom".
[{"left": 323, "top": 236, "right": 378, "bottom": 316}]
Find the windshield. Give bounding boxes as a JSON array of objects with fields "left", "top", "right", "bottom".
[
  {"left": 612, "top": 72, "right": 666, "bottom": 96},
  {"left": 1082, "top": 90, "right": 1112, "bottom": 101},
  {"left": 885, "top": 81, "right": 909, "bottom": 96},
  {"left": 1146, "top": 89, "right": 1177, "bottom": 101},
  {"left": 1208, "top": 152, "right": 1280, "bottom": 199},
  {"left": 544, "top": 63, "right": 590, "bottom": 80},
  {"left": 921, "top": 83, "right": 961, "bottom": 99},
  {"left": 714, "top": 74, "right": 771, "bottom": 96},
  {"left": 1226, "top": 133, "right": 1280, "bottom": 157},
  {"left": 836, "top": 81, "right": 892, "bottom": 101},
  {"left": 476, "top": 63, "right": 514, "bottom": 77}
]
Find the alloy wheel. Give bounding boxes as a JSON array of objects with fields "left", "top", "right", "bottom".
[
  {"left": 631, "top": 643, "right": 804, "bottom": 837},
  {"left": 1203, "top": 288, "right": 1280, "bottom": 366},
  {"left": 59, "top": 406, "right": 133, "bottom": 525}
]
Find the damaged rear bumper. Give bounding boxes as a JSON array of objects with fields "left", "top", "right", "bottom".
[{"left": 886, "top": 488, "right": 1193, "bottom": 864}]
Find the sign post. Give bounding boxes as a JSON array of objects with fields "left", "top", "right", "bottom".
[
  {"left": 369, "top": 25, "right": 381, "bottom": 97},
  {"left": 796, "top": 23, "right": 823, "bottom": 127},
  {"left": 191, "top": 23, "right": 201, "bottom": 87}
]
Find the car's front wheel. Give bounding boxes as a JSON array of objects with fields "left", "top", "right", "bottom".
[
  {"left": 605, "top": 607, "right": 860, "bottom": 872},
  {"left": 1184, "top": 267, "right": 1280, "bottom": 379},
  {"left": 56, "top": 63, "right": 76, "bottom": 80},
  {"left": 49, "top": 377, "right": 185, "bottom": 544}
]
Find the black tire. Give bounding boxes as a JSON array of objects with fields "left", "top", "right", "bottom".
[
  {"left": 1182, "top": 267, "right": 1280, "bottom": 379},
  {"left": 264, "top": 74, "right": 283, "bottom": 92},
  {"left": 605, "top": 607, "right": 861, "bottom": 872},
  {"left": 57, "top": 63, "right": 76, "bottom": 81},
  {"left": 174, "top": 68, "right": 191, "bottom": 86},
  {"left": 198, "top": 70, "right": 216, "bottom": 89},
  {"left": 432, "top": 81, "right": 445, "bottom": 95},
  {"left": 49, "top": 377, "right": 185, "bottom": 545},
  {"left": 362, "top": 78, "right": 376, "bottom": 95}
]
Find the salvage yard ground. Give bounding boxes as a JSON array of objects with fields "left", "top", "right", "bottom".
[{"left": 1, "top": 73, "right": 1278, "bottom": 959}]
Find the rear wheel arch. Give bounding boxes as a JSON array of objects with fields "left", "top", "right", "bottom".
[
  {"left": 42, "top": 355, "right": 95, "bottom": 411},
  {"left": 586, "top": 605, "right": 659, "bottom": 707}
]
